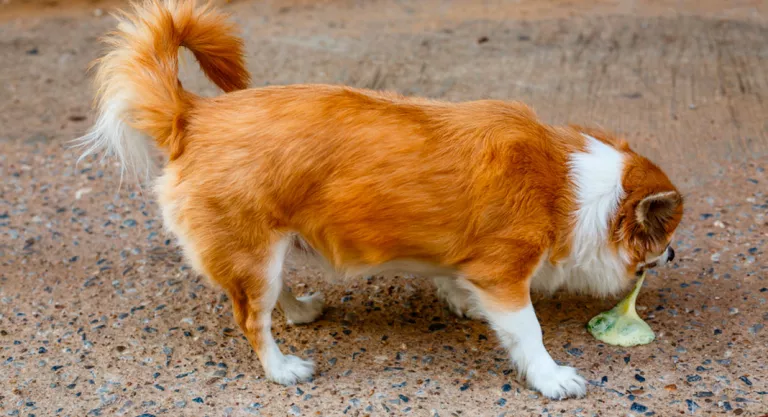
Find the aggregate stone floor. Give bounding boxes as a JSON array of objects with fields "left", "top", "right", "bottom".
[{"left": 1, "top": 1, "right": 767, "bottom": 416}]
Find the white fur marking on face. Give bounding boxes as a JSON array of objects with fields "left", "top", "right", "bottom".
[
  {"left": 483, "top": 304, "right": 586, "bottom": 399},
  {"left": 640, "top": 244, "right": 671, "bottom": 267},
  {"left": 530, "top": 134, "right": 628, "bottom": 296}
]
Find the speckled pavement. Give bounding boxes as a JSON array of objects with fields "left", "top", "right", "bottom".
[{"left": 1, "top": 1, "right": 767, "bottom": 416}]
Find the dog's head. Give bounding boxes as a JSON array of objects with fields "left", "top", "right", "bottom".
[
  {"left": 614, "top": 157, "right": 683, "bottom": 276},
  {"left": 602, "top": 141, "right": 683, "bottom": 277},
  {"left": 573, "top": 127, "right": 683, "bottom": 283}
]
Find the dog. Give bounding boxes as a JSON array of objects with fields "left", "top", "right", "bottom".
[{"left": 76, "top": 0, "right": 683, "bottom": 399}]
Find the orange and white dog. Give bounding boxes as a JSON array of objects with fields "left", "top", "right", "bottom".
[{"left": 77, "top": 0, "right": 683, "bottom": 399}]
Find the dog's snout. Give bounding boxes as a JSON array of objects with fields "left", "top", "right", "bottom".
[{"left": 667, "top": 246, "right": 675, "bottom": 262}]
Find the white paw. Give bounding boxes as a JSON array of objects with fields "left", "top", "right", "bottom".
[
  {"left": 446, "top": 303, "right": 483, "bottom": 320},
  {"left": 462, "top": 307, "right": 484, "bottom": 321},
  {"left": 441, "top": 293, "right": 467, "bottom": 318},
  {"left": 436, "top": 288, "right": 480, "bottom": 320},
  {"left": 265, "top": 355, "right": 315, "bottom": 385},
  {"left": 285, "top": 292, "right": 324, "bottom": 325},
  {"left": 526, "top": 365, "right": 587, "bottom": 400}
]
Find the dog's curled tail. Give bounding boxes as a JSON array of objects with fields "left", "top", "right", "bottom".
[{"left": 75, "top": 0, "right": 250, "bottom": 182}]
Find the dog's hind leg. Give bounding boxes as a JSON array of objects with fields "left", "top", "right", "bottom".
[
  {"left": 434, "top": 277, "right": 482, "bottom": 320},
  {"left": 203, "top": 234, "right": 315, "bottom": 385},
  {"left": 278, "top": 283, "right": 324, "bottom": 325}
]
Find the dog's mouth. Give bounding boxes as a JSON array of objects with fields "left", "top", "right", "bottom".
[
  {"left": 635, "top": 263, "right": 656, "bottom": 276},
  {"left": 635, "top": 245, "right": 675, "bottom": 276}
]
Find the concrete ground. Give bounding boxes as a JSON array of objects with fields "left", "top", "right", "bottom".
[{"left": 1, "top": 0, "right": 767, "bottom": 416}]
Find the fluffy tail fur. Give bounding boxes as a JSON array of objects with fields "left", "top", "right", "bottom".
[{"left": 75, "top": 0, "right": 250, "bottom": 181}]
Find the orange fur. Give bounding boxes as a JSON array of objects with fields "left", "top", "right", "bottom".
[
  {"left": 91, "top": 0, "right": 248, "bottom": 160},
  {"left": 175, "top": 87, "right": 587, "bottom": 309},
  {"left": 81, "top": 0, "right": 682, "bottom": 388}
]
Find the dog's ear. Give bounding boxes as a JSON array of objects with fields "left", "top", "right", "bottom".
[{"left": 635, "top": 191, "right": 682, "bottom": 238}]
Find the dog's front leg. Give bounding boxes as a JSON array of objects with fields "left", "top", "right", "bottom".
[
  {"left": 462, "top": 248, "right": 586, "bottom": 399},
  {"left": 483, "top": 302, "right": 586, "bottom": 399}
]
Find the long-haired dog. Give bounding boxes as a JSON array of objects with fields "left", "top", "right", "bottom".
[{"left": 77, "top": 0, "right": 682, "bottom": 399}]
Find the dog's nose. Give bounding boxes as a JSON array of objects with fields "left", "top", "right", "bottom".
[{"left": 667, "top": 247, "right": 675, "bottom": 262}]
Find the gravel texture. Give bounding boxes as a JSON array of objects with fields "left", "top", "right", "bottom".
[{"left": 1, "top": 1, "right": 767, "bottom": 416}]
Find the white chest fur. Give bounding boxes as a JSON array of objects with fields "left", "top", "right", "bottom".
[
  {"left": 530, "top": 248, "right": 629, "bottom": 297},
  {"left": 530, "top": 134, "right": 629, "bottom": 297}
]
